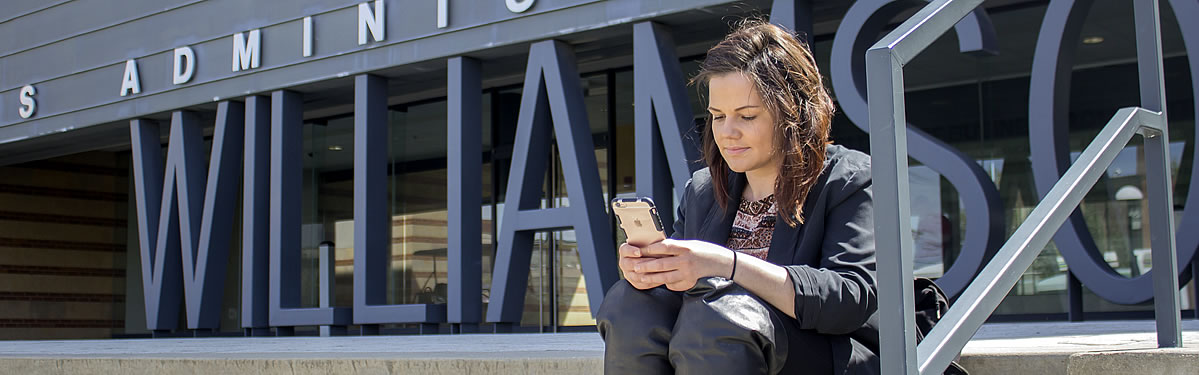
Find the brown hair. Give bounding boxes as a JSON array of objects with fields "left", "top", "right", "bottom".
[{"left": 692, "top": 19, "right": 836, "bottom": 227}]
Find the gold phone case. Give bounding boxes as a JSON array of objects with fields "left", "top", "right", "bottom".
[{"left": 611, "top": 197, "right": 667, "bottom": 247}]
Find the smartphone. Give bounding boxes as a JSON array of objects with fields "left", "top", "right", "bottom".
[{"left": 611, "top": 197, "right": 667, "bottom": 248}]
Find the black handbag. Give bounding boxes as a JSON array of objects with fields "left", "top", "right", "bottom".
[{"left": 913, "top": 277, "right": 968, "bottom": 375}]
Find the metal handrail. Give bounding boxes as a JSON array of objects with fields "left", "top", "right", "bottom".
[{"left": 865, "top": 1, "right": 1182, "bottom": 374}]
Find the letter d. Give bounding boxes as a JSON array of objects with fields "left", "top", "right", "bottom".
[{"left": 174, "top": 46, "right": 195, "bottom": 85}]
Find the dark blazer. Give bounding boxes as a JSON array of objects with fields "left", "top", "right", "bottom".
[{"left": 671, "top": 144, "right": 879, "bottom": 371}]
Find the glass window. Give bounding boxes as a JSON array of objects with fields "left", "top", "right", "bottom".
[{"left": 302, "top": 117, "right": 352, "bottom": 308}]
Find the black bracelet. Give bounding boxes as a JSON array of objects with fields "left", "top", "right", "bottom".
[{"left": 730, "top": 250, "right": 738, "bottom": 280}]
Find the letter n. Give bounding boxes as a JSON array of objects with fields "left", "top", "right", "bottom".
[
  {"left": 130, "top": 102, "right": 244, "bottom": 332},
  {"left": 634, "top": 22, "right": 702, "bottom": 233},
  {"left": 487, "top": 40, "right": 618, "bottom": 324}
]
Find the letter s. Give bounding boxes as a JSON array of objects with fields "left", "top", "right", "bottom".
[
  {"left": 830, "top": 0, "right": 1005, "bottom": 297},
  {"left": 18, "top": 85, "right": 36, "bottom": 119}
]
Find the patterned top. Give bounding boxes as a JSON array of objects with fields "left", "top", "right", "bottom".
[{"left": 726, "top": 194, "right": 776, "bottom": 260}]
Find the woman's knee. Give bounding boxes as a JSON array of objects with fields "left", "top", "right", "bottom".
[
  {"left": 668, "top": 279, "right": 785, "bottom": 373},
  {"left": 675, "top": 278, "right": 777, "bottom": 334},
  {"left": 596, "top": 281, "right": 683, "bottom": 339}
]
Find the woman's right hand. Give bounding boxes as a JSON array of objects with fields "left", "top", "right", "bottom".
[{"left": 618, "top": 242, "right": 665, "bottom": 290}]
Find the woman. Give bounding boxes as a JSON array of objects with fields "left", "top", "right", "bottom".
[{"left": 597, "top": 20, "right": 879, "bottom": 374}]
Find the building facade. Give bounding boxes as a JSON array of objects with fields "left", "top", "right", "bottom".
[{"left": 0, "top": 0, "right": 1196, "bottom": 339}]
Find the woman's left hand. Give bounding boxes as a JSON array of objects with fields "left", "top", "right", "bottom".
[{"left": 632, "top": 239, "right": 735, "bottom": 291}]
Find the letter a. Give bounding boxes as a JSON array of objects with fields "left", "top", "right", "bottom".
[
  {"left": 121, "top": 59, "right": 141, "bottom": 96},
  {"left": 486, "top": 40, "right": 618, "bottom": 324}
]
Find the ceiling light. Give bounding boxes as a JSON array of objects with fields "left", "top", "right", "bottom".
[
  {"left": 1082, "top": 36, "right": 1104, "bottom": 44},
  {"left": 328, "top": 145, "right": 344, "bottom": 151}
]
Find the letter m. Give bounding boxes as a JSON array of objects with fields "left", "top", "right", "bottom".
[
  {"left": 130, "top": 102, "right": 244, "bottom": 331},
  {"left": 233, "top": 29, "right": 261, "bottom": 72}
]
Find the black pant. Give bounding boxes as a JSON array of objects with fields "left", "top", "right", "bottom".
[{"left": 596, "top": 277, "right": 835, "bottom": 374}]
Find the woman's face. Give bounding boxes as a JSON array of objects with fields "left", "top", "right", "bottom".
[{"left": 708, "top": 72, "right": 778, "bottom": 175}]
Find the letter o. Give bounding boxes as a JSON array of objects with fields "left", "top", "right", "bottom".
[
  {"left": 1028, "top": 0, "right": 1199, "bottom": 304},
  {"left": 506, "top": 0, "right": 534, "bottom": 13}
]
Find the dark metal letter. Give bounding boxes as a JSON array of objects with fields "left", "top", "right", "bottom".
[
  {"left": 269, "top": 90, "right": 351, "bottom": 327},
  {"left": 129, "top": 103, "right": 244, "bottom": 331},
  {"left": 633, "top": 22, "right": 702, "bottom": 234},
  {"left": 1165, "top": 0, "right": 1199, "bottom": 316},
  {"left": 352, "top": 74, "right": 447, "bottom": 326},
  {"left": 1029, "top": 0, "right": 1199, "bottom": 304},
  {"left": 770, "top": 0, "right": 814, "bottom": 42},
  {"left": 242, "top": 95, "right": 271, "bottom": 334},
  {"left": 830, "top": 0, "right": 1004, "bottom": 296},
  {"left": 130, "top": 118, "right": 181, "bottom": 332},
  {"left": 181, "top": 104, "right": 244, "bottom": 330},
  {"left": 448, "top": 57, "right": 484, "bottom": 327},
  {"left": 487, "top": 40, "right": 619, "bottom": 323}
]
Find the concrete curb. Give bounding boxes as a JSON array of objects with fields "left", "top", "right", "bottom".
[
  {"left": 0, "top": 321, "right": 1193, "bottom": 374},
  {"left": 0, "top": 357, "right": 606, "bottom": 375},
  {"left": 1067, "top": 348, "right": 1199, "bottom": 375},
  {"left": 3, "top": 349, "right": 1197, "bottom": 375},
  {"left": 958, "top": 352, "right": 1070, "bottom": 374},
  {"left": 956, "top": 348, "right": 1199, "bottom": 375}
]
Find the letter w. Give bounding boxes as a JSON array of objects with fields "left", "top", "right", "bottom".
[{"left": 130, "top": 102, "right": 244, "bottom": 331}]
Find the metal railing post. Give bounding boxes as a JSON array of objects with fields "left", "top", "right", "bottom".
[
  {"left": 865, "top": 1, "right": 985, "bottom": 373},
  {"left": 1145, "top": 116, "right": 1181, "bottom": 348},
  {"left": 1133, "top": 0, "right": 1182, "bottom": 348},
  {"left": 868, "top": 47, "right": 918, "bottom": 375}
]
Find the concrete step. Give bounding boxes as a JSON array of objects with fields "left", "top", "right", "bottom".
[
  {"left": 0, "top": 320, "right": 1194, "bottom": 374},
  {"left": 961, "top": 320, "right": 1199, "bottom": 374}
]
